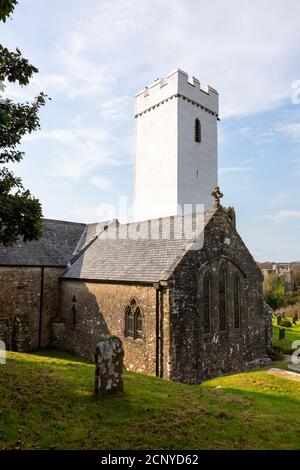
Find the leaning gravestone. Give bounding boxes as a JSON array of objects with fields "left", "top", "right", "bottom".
[{"left": 94, "top": 335, "right": 124, "bottom": 399}]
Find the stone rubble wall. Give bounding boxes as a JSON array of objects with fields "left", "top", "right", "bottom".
[
  {"left": 0, "top": 266, "right": 62, "bottom": 351},
  {"left": 168, "top": 209, "right": 270, "bottom": 384}
]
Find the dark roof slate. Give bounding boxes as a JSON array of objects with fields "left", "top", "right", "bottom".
[
  {"left": 0, "top": 219, "right": 86, "bottom": 267},
  {"left": 62, "top": 209, "right": 216, "bottom": 283}
]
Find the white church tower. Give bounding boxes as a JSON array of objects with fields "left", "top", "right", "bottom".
[{"left": 133, "top": 69, "right": 219, "bottom": 221}]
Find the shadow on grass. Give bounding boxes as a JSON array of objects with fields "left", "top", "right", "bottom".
[{"left": 2, "top": 351, "right": 300, "bottom": 449}]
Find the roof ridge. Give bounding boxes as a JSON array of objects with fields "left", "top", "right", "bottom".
[
  {"left": 120, "top": 207, "right": 218, "bottom": 227},
  {"left": 42, "top": 218, "right": 86, "bottom": 226}
]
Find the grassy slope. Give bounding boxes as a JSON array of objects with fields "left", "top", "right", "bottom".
[
  {"left": 272, "top": 317, "right": 300, "bottom": 353},
  {"left": 0, "top": 351, "right": 300, "bottom": 450}
]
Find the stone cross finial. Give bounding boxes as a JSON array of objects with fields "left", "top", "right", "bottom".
[{"left": 211, "top": 186, "right": 223, "bottom": 208}]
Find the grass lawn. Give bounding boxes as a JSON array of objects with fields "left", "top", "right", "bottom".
[
  {"left": 272, "top": 317, "right": 300, "bottom": 353},
  {"left": 0, "top": 350, "right": 300, "bottom": 450}
]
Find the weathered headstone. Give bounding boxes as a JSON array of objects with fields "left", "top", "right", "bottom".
[
  {"left": 279, "top": 328, "right": 285, "bottom": 340},
  {"left": 277, "top": 314, "right": 282, "bottom": 325},
  {"left": 264, "top": 302, "right": 273, "bottom": 349},
  {"left": 94, "top": 335, "right": 124, "bottom": 399}
]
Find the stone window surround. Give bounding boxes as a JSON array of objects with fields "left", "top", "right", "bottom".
[
  {"left": 218, "top": 262, "right": 227, "bottom": 332},
  {"left": 125, "top": 298, "right": 144, "bottom": 341},
  {"left": 233, "top": 272, "right": 241, "bottom": 329},
  {"left": 202, "top": 271, "right": 212, "bottom": 334},
  {"left": 199, "top": 258, "right": 245, "bottom": 335}
]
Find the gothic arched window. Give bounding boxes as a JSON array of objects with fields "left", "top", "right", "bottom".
[
  {"left": 135, "top": 307, "right": 143, "bottom": 339},
  {"left": 125, "top": 306, "right": 134, "bottom": 337},
  {"left": 203, "top": 272, "right": 211, "bottom": 334},
  {"left": 195, "top": 118, "right": 201, "bottom": 143},
  {"left": 71, "top": 303, "right": 77, "bottom": 327},
  {"left": 125, "top": 299, "right": 143, "bottom": 339},
  {"left": 219, "top": 265, "right": 227, "bottom": 331},
  {"left": 233, "top": 273, "right": 241, "bottom": 329}
]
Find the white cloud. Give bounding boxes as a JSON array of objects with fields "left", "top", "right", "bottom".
[
  {"left": 100, "top": 96, "right": 131, "bottom": 120},
  {"left": 276, "top": 122, "right": 300, "bottom": 141},
  {"left": 51, "top": 144, "right": 113, "bottom": 180},
  {"left": 3, "top": 74, "right": 70, "bottom": 101},
  {"left": 263, "top": 210, "right": 300, "bottom": 223},
  {"left": 22, "top": 125, "right": 129, "bottom": 180},
  {"left": 67, "top": 203, "right": 117, "bottom": 222},
  {"left": 90, "top": 175, "right": 112, "bottom": 191},
  {"left": 4, "top": 0, "right": 300, "bottom": 117},
  {"left": 13, "top": 0, "right": 297, "bottom": 117},
  {"left": 238, "top": 127, "right": 252, "bottom": 135},
  {"left": 23, "top": 127, "right": 111, "bottom": 145}
]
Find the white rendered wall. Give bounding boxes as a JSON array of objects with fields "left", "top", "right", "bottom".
[
  {"left": 134, "top": 98, "right": 178, "bottom": 221},
  {"left": 178, "top": 100, "right": 218, "bottom": 211},
  {"left": 134, "top": 69, "right": 219, "bottom": 221}
]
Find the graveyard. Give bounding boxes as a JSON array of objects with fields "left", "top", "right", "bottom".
[
  {"left": 0, "top": 347, "right": 299, "bottom": 450},
  {"left": 272, "top": 316, "right": 300, "bottom": 355}
]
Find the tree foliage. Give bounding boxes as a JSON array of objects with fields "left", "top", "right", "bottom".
[
  {"left": 264, "top": 274, "right": 286, "bottom": 310},
  {"left": 0, "top": 0, "right": 18, "bottom": 22},
  {"left": 0, "top": 0, "right": 48, "bottom": 245}
]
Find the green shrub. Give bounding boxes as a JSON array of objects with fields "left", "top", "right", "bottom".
[
  {"left": 267, "top": 346, "right": 284, "bottom": 361},
  {"left": 264, "top": 275, "right": 285, "bottom": 310}
]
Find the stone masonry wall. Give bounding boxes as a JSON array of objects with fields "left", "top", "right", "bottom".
[
  {"left": 168, "top": 209, "right": 269, "bottom": 384},
  {"left": 0, "top": 266, "right": 62, "bottom": 351},
  {"left": 40, "top": 267, "right": 62, "bottom": 347},
  {"left": 57, "top": 280, "right": 164, "bottom": 376}
]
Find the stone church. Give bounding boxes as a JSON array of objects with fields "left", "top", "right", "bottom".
[{"left": 0, "top": 69, "right": 271, "bottom": 384}]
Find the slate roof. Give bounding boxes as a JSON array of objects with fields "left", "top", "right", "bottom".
[
  {"left": 62, "top": 209, "right": 216, "bottom": 283},
  {"left": 72, "top": 221, "right": 110, "bottom": 256},
  {"left": 0, "top": 219, "right": 86, "bottom": 267}
]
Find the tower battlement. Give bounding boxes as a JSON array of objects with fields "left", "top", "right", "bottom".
[
  {"left": 135, "top": 69, "right": 219, "bottom": 117},
  {"left": 134, "top": 68, "right": 219, "bottom": 221}
]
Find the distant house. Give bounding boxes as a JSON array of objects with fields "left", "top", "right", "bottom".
[{"left": 260, "top": 263, "right": 294, "bottom": 293}]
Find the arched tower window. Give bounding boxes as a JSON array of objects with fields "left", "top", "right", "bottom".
[
  {"left": 219, "top": 265, "right": 227, "bottom": 331},
  {"left": 203, "top": 272, "right": 211, "bottom": 334},
  {"left": 195, "top": 118, "right": 201, "bottom": 143},
  {"left": 233, "top": 273, "right": 241, "bottom": 329},
  {"left": 125, "top": 299, "right": 143, "bottom": 339}
]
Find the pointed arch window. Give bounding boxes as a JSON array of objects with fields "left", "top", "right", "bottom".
[
  {"left": 195, "top": 118, "right": 201, "bottom": 143},
  {"left": 203, "top": 272, "right": 211, "bottom": 334},
  {"left": 125, "top": 299, "right": 143, "bottom": 339},
  {"left": 219, "top": 265, "right": 227, "bottom": 331},
  {"left": 71, "top": 303, "right": 77, "bottom": 327},
  {"left": 125, "top": 306, "right": 134, "bottom": 337},
  {"left": 135, "top": 307, "right": 143, "bottom": 339},
  {"left": 233, "top": 273, "right": 241, "bottom": 329}
]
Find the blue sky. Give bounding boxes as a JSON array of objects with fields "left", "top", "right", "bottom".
[{"left": 1, "top": 0, "right": 300, "bottom": 261}]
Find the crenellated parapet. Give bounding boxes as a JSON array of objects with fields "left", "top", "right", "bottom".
[{"left": 135, "top": 68, "right": 219, "bottom": 118}]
